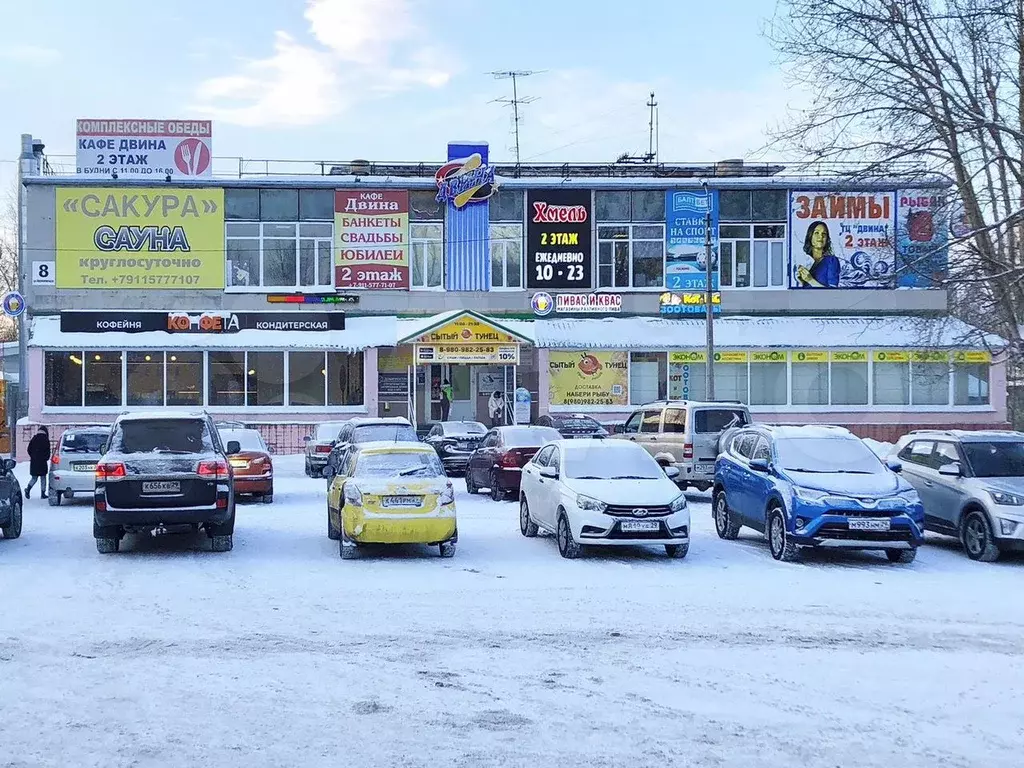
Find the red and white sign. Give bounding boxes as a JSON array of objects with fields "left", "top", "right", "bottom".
[
  {"left": 555, "top": 293, "right": 622, "bottom": 313},
  {"left": 75, "top": 119, "right": 213, "bottom": 179},
  {"left": 334, "top": 190, "right": 410, "bottom": 290}
]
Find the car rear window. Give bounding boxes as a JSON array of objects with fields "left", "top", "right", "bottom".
[
  {"left": 502, "top": 426, "right": 562, "bottom": 447},
  {"left": 695, "top": 409, "right": 748, "bottom": 434},
  {"left": 355, "top": 451, "right": 444, "bottom": 478},
  {"left": 352, "top": 424, "right": 418, "bottom": 443},
  {"left": 61, "top": 431, "right": 108, "bottom": 454},
  {"left": 315, "top": 423, "right": 344, "bottom": 441},
  {"left": 443, "top": 421, "right": 487, "bottom": 435},
  {"left": 111, "top": 419, "right": 213, "bottom": 454},
  {"left": 553, "top": 416, "right": 601, "bottom": 431},
  {"left": 221, "top": 430, "right": 266, "bottom": 452}
]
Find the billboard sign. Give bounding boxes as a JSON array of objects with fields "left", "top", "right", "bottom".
[
  {"left": 665, "top": 189, "right": 719, "bottom": 291},
  {"left": 55, "top": 188, "right": 225, "bottom": 289},
  {"left": 76, "top": 119, "right": 212, "bottom": 178},
  {"left": 789, "top": 192, "right": 896, "bottom": 288},
  {"left": 526, "top": 189, "right": 592, "bottom": 289},
  {"left": 548, "top": 351, "right": 629, "bottom": 407},
  {"left": 896, "top": 190, "right": 949, "bottom": 288},
  {"left": 334, "top": 190, "right": 409, "bottom": 290},
  {"left": 441, "top": 142, "right": 492, "bottom": 291}
]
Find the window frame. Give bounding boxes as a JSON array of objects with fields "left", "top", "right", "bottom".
[
  {"left": 410, "top": 221, "right": 444, "bottom": 291},
  {"left": 225, "top": 220, "right": 335, "bottom": 292},
  {"left": 596, "top": 223, "right": 666, "bottom": 290},
  {"left": 718, "top": 223, "right": 787, "bottom": 290},
  {"left": 489, "top": 223, "right": 525, "bottom": 291}
]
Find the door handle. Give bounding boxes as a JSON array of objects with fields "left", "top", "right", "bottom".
[
  {"left": 649, "top": 436, "right": 657, "bottom": 442},
  {"left": 923, "top": 481, "right": 934, "bottom": 487}
]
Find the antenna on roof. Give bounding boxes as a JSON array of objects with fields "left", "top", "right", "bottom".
[
  {"left": 617, "top": 91, "right": 659, "bottom": 164},
  {"left": 489, "top": 70, "right": 542, "bottom": 175}
]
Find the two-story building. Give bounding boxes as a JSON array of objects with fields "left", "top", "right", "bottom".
[{"left": 14, "top": 135, "right": 1006, "bottom": 456}]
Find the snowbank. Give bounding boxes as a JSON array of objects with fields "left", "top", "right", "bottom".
[{"left": 862, "top": 437, "right": 895, "bottom": 457}]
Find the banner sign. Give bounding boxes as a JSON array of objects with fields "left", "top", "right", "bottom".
[
  {"left": 790, "top": 192, "right": 896, "bottom": 288},
  {"left": 334, "top": 190, "right": 409, "bottom": 290},
  {"left": 442, "top": 142, "right": 492, "bottom": 291},
  {"left": 526, "top": 189, "right": 592, "bottom": 289},
  {"left": 896, "top": 190, "right": 949, "bottom": 288},
  {"left": 413, "top": 314, "right": 519, "bottom": 345},
  {"left": 714, "top": 351, "right": 748, "bottom": 364},
  {"left": 666, "top": 189, "right": 719, "bottom": 291},
  {"left": 548, "top": 351, "right": 628, "bottom": 407},
  {"left": 751, "top": 351, "right": 787, "bottom": 363},
  {"left": 792, "top": 350, "right": 828, "bottom": 363},
  {"left": 76, "top": 119, "right": 212, "bottom": 178},
  {"left": 953, "top": 350, "right": 992, "bottom": 364},
  {"left": 531, "top": 292, "right": 620, "bottom": 316},
  {"left": 670, "top": 351, "right": 707, "bottom": 364},
  {"left": 415, "top": 344, "right": 519, "bottom": 365},
  {"left": 59, "top": 311, "right": 344, "bottom": 334},
  {"left": 56, "top": 188, "right": 224, "bottom": 289},
  {"left": 874, "top": 351, "right": 911, "bottom": 363},
  {"left": 831, "top": 350, "right": 869, "bottom": 363},
  {"left": 659, "top": 291, "right": 721, "bottom": 315}
]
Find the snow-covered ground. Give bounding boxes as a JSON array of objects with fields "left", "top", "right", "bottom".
[{"left": 1, "top": 455, "right": 1022, "bottom": 768}]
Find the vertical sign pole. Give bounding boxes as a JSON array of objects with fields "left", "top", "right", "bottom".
[{"left": 705, "top": 209, "right": 716, "bottom": 400}]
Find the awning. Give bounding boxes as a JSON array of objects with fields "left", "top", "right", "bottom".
[{"left": 395, "top": 310, "right": 535, "bottom": 345}]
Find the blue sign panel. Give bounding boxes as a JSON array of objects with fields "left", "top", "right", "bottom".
[
  {"left": 896, "top": 189, "right": 949, "bottom": 288},
  {"left": 438, "top": 142, "right": 494, "bottom": 291},
  {"left": 665, "top": 189, "right": 719, "bottom": 291}
]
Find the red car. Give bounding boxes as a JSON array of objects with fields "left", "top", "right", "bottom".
[
  {"left": 220, "top": 428, "right": 275, "bottom": 503},
  {"left": 466, "top": 425, "right": 562, "bottom": 501}
]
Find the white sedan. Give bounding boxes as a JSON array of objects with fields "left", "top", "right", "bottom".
[{"left": 518, "top": 439, "right": 690, "bottom": 559}]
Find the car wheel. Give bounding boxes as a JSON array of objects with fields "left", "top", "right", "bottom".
[
  {"left": 439, "top": 541, "right": 456, "bottom": 558},
  {"left": 2, "top": 501, "right": 22, "bottom": 539},
  {"left": 886, "top": 548, "right": 917, "bottom": 564},
  {"left": 48, "top": 491, "right": 61, "bottom": 507},
  {"left": 465, "top": 469, "right": 479, "bottom": 495},
  {"left": 962, "top": 510, "right": 1001, "bottom": 562},
  {"left": 520, "top": 498, "right": 539, "bottom": 537},
  {"left": 713, "top": 490, "right": 741, "bottom": 540},
  {"left": 767, "top": 507, "right": 799, "bottom": 562},
  {"left": 665, "top": 543, "right": 689, "bottom": 559},
  {"left": 96, "top": 536, "right": 119, "bottom": 554},
  {"left": 210, "top": 534, "right": 233, "bottom": 552},
  {"left": 340, "top": 537, "right": 358, "bottom": 560},
  {"left": 556, "top": 513, "right": 582, "bottom": 559},
  {"left": 262, "top": 492, "right": 274, "bottom": 504},
  {"left": 304, "top": 460, "right": 312, "bottom": 478},
  {"left": 490, "top": 472, "right": 504, "bottom": 502},
  {"left": 327, "top": 506, "right": 340, "bottom": 540}
]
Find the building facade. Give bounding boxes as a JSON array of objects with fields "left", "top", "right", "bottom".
[{"left": 14, "top": 136, "right": 1006, "bottom": 457}]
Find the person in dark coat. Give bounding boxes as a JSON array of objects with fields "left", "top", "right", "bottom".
[{"left": 26, "top": 426, "right": 51, "bottom": 499}]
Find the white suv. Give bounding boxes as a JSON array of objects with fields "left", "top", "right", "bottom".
[{"left": 518, "top": 439, "right": 689, "bottom": 559}]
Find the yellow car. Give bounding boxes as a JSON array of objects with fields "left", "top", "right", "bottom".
[{"left": 325, "top": 441, "right": 457, "bottom": 559}]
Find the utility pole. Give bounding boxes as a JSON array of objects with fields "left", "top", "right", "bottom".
[
  {"left": 704, "top": 208, "right": 716, "bottom": 400},
  {"left": 646, "top": 91, "right": 658, "bottom": 163},
  {"left": 489, "top": 70, "right": 540, "bottom": 174}
]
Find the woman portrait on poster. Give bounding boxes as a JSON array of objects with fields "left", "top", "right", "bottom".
[{"left": 795, "top": 220, "right": 841, "bottom": 288}]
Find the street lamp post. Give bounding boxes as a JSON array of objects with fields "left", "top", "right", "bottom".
[{"left": 704, "top": 208, "right": 715, "bottom": 400}]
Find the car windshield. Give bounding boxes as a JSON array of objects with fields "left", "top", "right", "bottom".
[
  {"left": 502, "top": 427, "right": 562, "bottom": 447},
  {"left": 695, "top": 409, "right": 748, "bottom": 433},
  {"left": 961, "top": 441, "right": 1024, "bottom": 477},
  {"left": 111, "top": 419, "right": 213, "bottom": 454},
  {"left": 315, "top": 423, "right": 344, "bottom": 441},
  {"left": 776, "top": 437, "right": 885, "bottom": 474},
  {"left": 352, "top": 424, "right": 418, "bottom": 443},
  {"left": 554, "top": 416, "right": 601, "bottom": 431},
  {"left": 60, "top": 431, "right": 108, "bottom": 454},
  {"left": 443, "top": 421, "right": 486, "bottom": 435},
  {"left": 564, "top": 445, "right": 663, "bottom": 480},
  {"left": 221, "top": 430, "right": 265, "bottom": 452},
  {"left": 355, "top": 451, "right": 444, "bottom": 478}
]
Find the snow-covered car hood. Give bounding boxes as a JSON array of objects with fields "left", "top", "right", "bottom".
[
  {"left": 783, "top": 470, "right": 902, "bottom": 497},
  {"left": 977, "top": 476, "right": 1024, "bottom": 495},
  {"left": 563, "top": 477, "right": 681, "bottom": 506}
]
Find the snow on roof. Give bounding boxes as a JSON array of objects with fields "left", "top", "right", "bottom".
[
  {"left": 351, "top": 416, "right": 412, "bottom": 426},
  {"left": 534, "top": 316, "right": 1005, "bottom": 350},
  {"left": 354, "top": 440, "right": 434, "bottom": 453},
  {"left": 29, "top": 315, "right": 397, "bottom": 352},
  {"left": 115, "top": 410, "right": 208, "bottom": 422},
  {"left": 762, "top": 424, "right": 856, "bottom": 439}
]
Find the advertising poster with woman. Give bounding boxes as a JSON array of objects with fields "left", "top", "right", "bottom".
[{"left": 789, "top": 192, "right": 896, "bottom": 288}]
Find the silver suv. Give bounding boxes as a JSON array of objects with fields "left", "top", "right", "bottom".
[
  {"left": 614, "top": 400, "right": 751, "bottom": 491},
  {"left": 891, "top": 429, "right": 1024, "bottom": 561},
  {"left": 48, "top": 426, "right": 110, "bottom": 506}
]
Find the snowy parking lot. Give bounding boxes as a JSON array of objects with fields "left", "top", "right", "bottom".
[{"left": 2, "top": 454, "right": 1023, "bottom": 768}]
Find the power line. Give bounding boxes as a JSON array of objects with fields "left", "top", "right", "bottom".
[{"left": 488, "top": 70, "right": 542, "bottom": 175}]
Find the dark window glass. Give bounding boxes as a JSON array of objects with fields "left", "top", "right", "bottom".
[
  {"left": 410, "top": 190, "right": 444, "bottom": 220},
  {"left": 111, "top": 419, "right": 212, "bottom": 454},
  {"left": 595, "top": 191, "right": 630, "bottom": 221},
  {"left": 167, "top": 352, "right": 203, "bottom": 406},
  {"left": 226, "top": 238, "right": 260, "bottom": 288},
  {"left": 751, "top": 190, "right": 788, "bottom": 221},
  {"left": 327, "top": 351, "right": 364, "bottom": 406},
  {"left": 225, "top": 189, "right": 260, "bottom": 220},
  {"left": 60, "top": 431, "right": 107, "bottom": 453},
  {"left": 45, "top": 351, "right": 83, "bottom": 406},
  {"left": 753, "top": 224, "right": 785, "bottom": 239},
  {"left": 720, "top": 190, "right": 752, "bottom": 221},
  {"left": 209, "top": 351, "right": 245, "bottom": 406},
  {"left": 299, "top": 189, "right": 334, "bottom": 220},
  {"left": 489, "top": 188, "right": 524, "bottom": 222},
  {"left": 694, "top": 409, "right": 748, "bottom": 433},
  {"left": 260, "top": 189, "right": 298, "bottom": 221},
  {"left": 751, "top": 437, "right": 771, "bottom": 462},
  {"left": 631, "top": 190, "right": 665, "bottom": 222},
  {"left": 247, "top": 352, "right": 284, "bottom": 406},
  {"left": 126, "top": 351, "right": 164, "bottom": 406},
  {"left": 663, "top": 408, "right": 686, "bottom": 433},
  {"left": 289, "top": 351, "right": 326, "bottom": 406},
  {"left": 962, "top": 441, "right": 1024, "bottom": 477},
  {"left": 85, "top": 351, "right": 122, "bottom": 407}
]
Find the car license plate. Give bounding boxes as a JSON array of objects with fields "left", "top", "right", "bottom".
[
  {"left": 849, "top": 518, "right": 890, "bottom": 531},
  {"left": 695, "top": 463, "right": 715, "bottom": 474},
  {"left": 619, "top": 520, "right": 660, "bottom": 533},
  {"left": 457, "top": 443, "right": 471, "bottom": 450},
  {"left": 142, "top": 481, "right": 180, "bottom": 494},
  {"left": 382, "top": 495, "right": 421, "bottom": 508},
  {"left": 73, "top": 463, "right": 96, "bottom": 472},
  {"left": 229, "top": 459, "right": 249, "bottom": 469}
]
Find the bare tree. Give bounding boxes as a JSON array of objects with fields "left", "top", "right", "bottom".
[
  {"left": 0, "top": 181, "right": 16, "bottom": 342},
  {"left": 767, "top": 0, "right": 1024, "bottom": 354}
]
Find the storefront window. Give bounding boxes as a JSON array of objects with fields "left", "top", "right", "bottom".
[
  {"left": 873, "top": 358, "right": 910, "bottom": 405},
  {"left": 954, "top": 363, "right": 989, "bottom": 405},
  {"left": 749, "top": 356, "right": 787, "bottom": 405},
  {"left": 248, "top": 352, "right": 285, "bottom": 406},
  {"left": 489, "top": 188, "right": 524, "bottom": 222},
  {"left": 831, "top": 358, "right": 869, "bottom": 405},
  {"left": 629, "top": 352, "right": 666, "bottom": 404},
  {"left": 720, "top": 224, "right": 786, "bottom": 288},
  {"left": 127, "top": 352, "right": 164, "bottom": 406},
  {"left": 911, "top": 359, "right": 950, "bottom": 405},
  {"left": 714, "top": 359, "right": 749, "bottom": 403},
  {"left": 791, "top": 355, "right": 828, "bottom": 405},
  {"left": 411, "top": 223, "right": 444, "bottom": 290},
  {"left": 84, "top": 351, "right": 122, "bottom": 407},
  {"left": 289, "top": 351, "right": 326, "bottom": 406},
  {"left": 597, "top": 224, "right": 665, "bottom": 289},
  {"left": 167, "top": 352, "right": 203, "bottom": 406},
  {"left": 720, "top": 190, "right": 787, "bottom": 222},
  {"left": 44, "top": 351, "right": 83, "bottom": 407},
  {"left": 490, "top": 224, "right": 523, "bottom": 289},
  {"left": 209, "top": 352, "right": 245, "bottom": 406},
  {"left": 669, "top": 355, "right": 707, "bottom": 400},
  {"left": 226, "top": 221, "right": 334, "bottom": 289},
  {"left": 327, "top": 352, "right": 364, "bottom": 406}
]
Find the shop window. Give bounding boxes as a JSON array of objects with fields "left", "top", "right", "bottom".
[
  {"left": 874, "top": 360, "right": 910, "bottom": 405},
  {"left": 410, "top": 190, "right": 444, "bottom": 220},
  {"left": 954, "top": 363, "right": 989, "bottom": 405},
  {"left": 631, "top": 191, "right": 665, "bottom": 222},
  {"left": 411, "top": 223, "right": 444, "bottom": 290},
  {"left": 669, "top": 359, "right": 707, "bottom": 400},
  {"left": 719, "top": 224, "right": 786, "bottom": 288},
  {"left": 226, "top": 188, "right": 331, "bottom": 221},
  {"left": 490, "top": 224, "right": 523, "bottom": 289},
  {"left": 226, "top": 221, "right": 333, "bottom": 289},
  {"left": 749, "top": 361, "right": 787, "bottom": 405},
  {"left": 720, "top": 190, "right": 787, "bottom": 222},
  {"left": 259, "top": 189, "right": 298, "bottom": 221},
  {"left": 327, "top": 352, "right": 364, "bottom": 406},
  {"left": 597, "top": 224, "right": 665, "bottom": 289},
  {"left": 791, "top": 358, "right": 828, "bottom": 406},
  {"left": 714, "top": 362, "right": 749, "bottom": 403},
  {"left": 167, "top": 352, "right": 203, "bottom": 406},
  {"left": 208, "top": 352, "right": 245, "bottom": 407},
  {"left": 299, "top": 189, "right": 334, "bottom": 220},
  {"left": 225, "top": 189, "right": 260, "bottom": 220},
  {"left": 489, "top": 188, "right": 524, "bottom": 222},
  {"left": 629, "top": 352, "right": 667, "bottom": 404},
  {"left": 247, "top": 352, "right": 285, "bottom": 406},
  {"left": 127, "top": 352, "right": 164, "bottom": 406},
  {"left": 85, "top": 351, "right": 122, "bottom": 407},
  {"left": 44, "top": 351, "right": 83, "bottom": 407},
  {"left": 289, "top": 351, "right": 327, "bottom": 406},
  {"left": 911, "top": 361, "right": 949, "bottom": 405},
  {"left": 595, "top": 191, "right": 631, "bottom": 221},
  {"left": 831, "top": 361, "right": 869, "bottom": 405}
]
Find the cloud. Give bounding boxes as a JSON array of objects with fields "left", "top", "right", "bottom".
[
  {"left": 0, "top": 44, "right": 60, "bottom": 66},
  {"left": 191, "top": 0, "right": 453, "bottom": 127}
]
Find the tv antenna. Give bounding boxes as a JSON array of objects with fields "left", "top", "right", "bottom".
[
  {"left": 489, "top": 70, "right": 542, "bottom": 173},
  {"left": 616, "top": 91, "right": 659, "bottom": 164}
]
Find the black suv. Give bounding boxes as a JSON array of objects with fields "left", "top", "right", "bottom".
[
  {"left": 93, "top": 411, "right": 236, "bottom": 554},
  {"left": 0, "top": 457, "right": 23, "bottom": 540}
]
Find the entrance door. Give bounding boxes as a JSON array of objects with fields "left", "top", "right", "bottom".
[{"left": 448, "top": 364, "right": 474, "bottom": 420}]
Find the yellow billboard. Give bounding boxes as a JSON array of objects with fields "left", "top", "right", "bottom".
[
  {"left": 751, "top": 351, "right": 787, "bottom": 363},
  {"left": 549, "top": 351, "right": 628, "bottom": 407},
  {"left": 56, "top": 187, "right": 225, "bottom": 289},
  {"left": 792, "top": 350, "right": 828, "bottom": 363},
  {"left": 414, "top": 314, "right": 520, "bottom": 345},
  {"left": 953, "top": 350, "right": 992, "bottom": 364}
]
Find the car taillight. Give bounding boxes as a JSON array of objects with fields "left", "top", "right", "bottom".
[
  {"left": 95, "top": 462, "right": 126, "bottom": 479},
  {"left": 315, "top": 445, "right": 332, "bottom": 454},
  {"left": 500, "top": 450, "right": 524, "bottom": 468},
  {"left": 197, "top": 460, "right": 229, "bottom": 480},
  {"left": 51, "top": 453, "right": 60, "bottom": 466},
  {"left": 683, "top": 443, "right": 693, "bottom": 459}
]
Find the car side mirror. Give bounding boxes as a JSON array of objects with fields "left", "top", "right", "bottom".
[
  {"left": 885, "top": 459, "right": 903, "bottom": 473},
  {"left": 664, "top": 466, "right": 681, "bottom": 480},
  {"left": 268, "top": 446, "right": 276, "bottom": 455},
  {"left": 226, "top": 440, "right": 241, "bottom": 455},
  {"left": 2, "top": 458, "right": 15, "bottom": 472},
  {"left": 323, "top": 464, "right": 337, "bottom": 480},
  {"left": 938, "top": 462, "right": 961, "bottom": 477},
  {"left": 539, "top": 466, "right": 558, "bottom": 479},
  {"left": 749, "top": 458, "right": 769, "bottom": 473}
]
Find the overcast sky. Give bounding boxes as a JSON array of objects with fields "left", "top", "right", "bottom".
[{"left": 1, "top": 0, "right": 802, "bottom": 188}]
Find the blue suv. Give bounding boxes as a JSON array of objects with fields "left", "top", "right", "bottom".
[{"left": 713, "top": 425, "right": 924, "bottom": 563}]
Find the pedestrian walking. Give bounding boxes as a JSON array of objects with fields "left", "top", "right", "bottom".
[
  {"left": 488, "top": 391, "right": 505, "bottom": 428},
  {"left": 440, "top": 379, "right": 453, "bottom": 422},
  {"left": 26, "top": 426, "right": 51, "bottom": 499}
]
